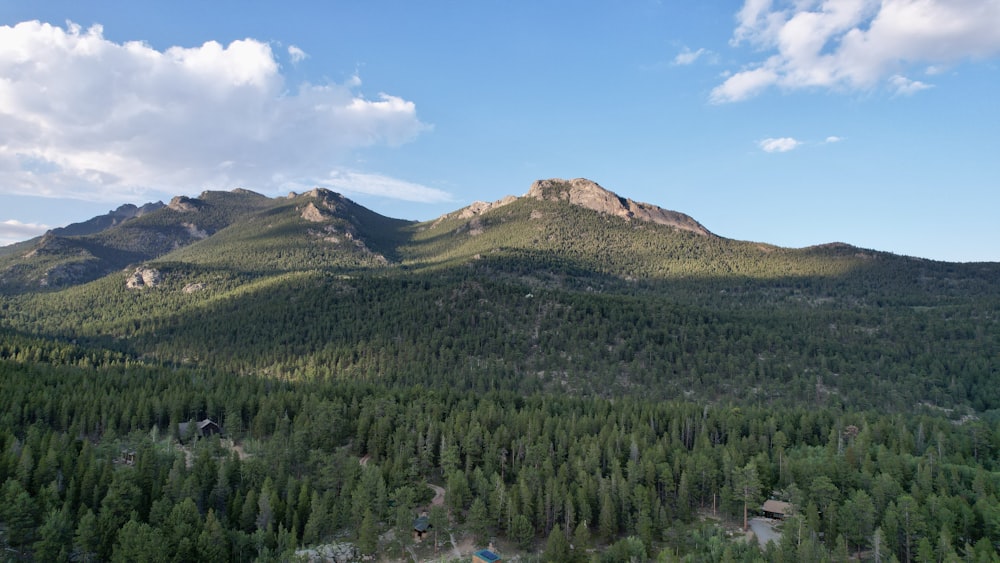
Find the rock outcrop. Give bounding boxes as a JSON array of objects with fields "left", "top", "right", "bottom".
[
  {"left": 126, "top": 267, "right": 161, "bottom": 289},
  {"left": 456, "top": 195, "right": 518, "bottom": 219},
  {"left": 527, "top": 178, "right": 713, "bottom": 236},
  {"left": 168, "top": 196, "right": 201, "bottom": 213},
  {"left": 294, "top": 542, "right": 359, "bottom": 563},
  {"left": 182, "top": 283, "right": 205, "bottom": 293}
]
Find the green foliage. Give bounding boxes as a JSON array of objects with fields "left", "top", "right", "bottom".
[
  {"left": 1, "top": 189, "right": 999, "bottom": 559},
  {"left": 0, "top": 358, "right": 999, "bottom": 559},
  {"left": 357, "top": 509, "right": 377, "bottom": 555},
  {"left": 33, "top": 506, "right": 74, "bottom": 562},
  {"left": 543, "top": 526, "right": 572, "bottom": 562}
]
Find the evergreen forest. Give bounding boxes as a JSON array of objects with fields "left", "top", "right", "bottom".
[{"left": 1, "top": 181, "right": 998, "bottom": 561}]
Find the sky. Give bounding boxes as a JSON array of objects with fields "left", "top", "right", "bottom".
[{"left": 1, "top": 1, "right": 998, "bottom": 262}]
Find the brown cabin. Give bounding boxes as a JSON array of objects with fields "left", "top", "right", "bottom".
[
  {"left": 762, "top": 499, "right": 792, "bottom": 519},
  {"left": 178, "top": 418, "right": 222, "bottom": 441}
]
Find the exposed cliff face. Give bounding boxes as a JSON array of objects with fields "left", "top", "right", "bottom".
[
  {"left": 526, "top": 178, "right": 713, "bottom": 236},
  {"left": 168, "top": 196, "right": 202, "bottom": 213},
  {"left": 126, "top": 267, "right": 161, "bottom": 289}
]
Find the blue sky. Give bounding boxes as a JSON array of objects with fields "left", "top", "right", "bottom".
[{"left": 1, "top": 1, "right": 998, "bottom": 262}]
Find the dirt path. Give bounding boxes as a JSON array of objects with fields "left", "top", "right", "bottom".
[
  {"left": 359, "top": 454, "right": 371, "bottom": 467},
  {"left": 227, "top": 440, "right": 250, "bottom": 461},
  {"left": 427, "top": 483, "right": 445, "bottom": 506}
]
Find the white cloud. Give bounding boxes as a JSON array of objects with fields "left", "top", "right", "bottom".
[
  {"left": 288, "top": 45, "right": 308, "bottom": 64},
  {"left": 889, "top": 74, "right": 932, "bottom": 95},
  {"left": 710, "top": 66, "right": 779, "bottom": 103},
  {"left": 825, "top": 135, "right": 844, "bottom": 143},
  {"left": 0, "top": 219, "right": 49, "bottom": 246},
  {"left": 319, "top": 170, "right": 455, "bottom": 203},
  {"left": 0, "top": 21, "right": 434, "bottom": 203},
  {"left": 758, "top": 137, "right": 802, "bottom": 152},
  {"left": 713, "top": 0, "right": 1000, "bottom": 102},
  {"left": 673, "top": 47, "right": 707, "bottom": 66}
]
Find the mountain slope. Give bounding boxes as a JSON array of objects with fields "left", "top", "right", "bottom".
[
  {"left": 1, "top": 179, "right": 998, "bottom": 410},
  {"left": 0, "top": 187, "right": 412, "bottom": 291}
]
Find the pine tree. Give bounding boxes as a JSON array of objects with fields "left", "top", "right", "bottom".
[
  {"left": 543, "top": 527, "right": 572, "bottom": 562},
  {"left": 732, "top": 462, "right": 761, "bottom": 531},
  {"left": 73, "top": 508, "right": 100, "bottom": 563},
  {"left": 511, "top": 513, "right": 534, "bottom": 550},
  {"left": 469, "top": 497, "right": 489, "bottom": 544},
  {"left": 358, "top": 508, "right": 378, "bottom": 555},
  {"left": 197, "top": 509, "right": 230, "bottom": 562},
  {"left": 33, "top": 506, "right": 74, "bottom": 562}
]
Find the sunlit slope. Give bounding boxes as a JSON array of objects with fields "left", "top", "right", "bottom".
[
  {"left": 1, "top": 178, "right": 998, "bottom": 410},
  {"left": 0, "top": 188, "right": 413, "bottom": 290},
  {"left": 162, "top": 188, "right": 414, "bottom": 273}
]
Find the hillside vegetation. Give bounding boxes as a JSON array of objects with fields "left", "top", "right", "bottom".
[{"left": 1, "top": 178, "right": 999, "bottom": 560}]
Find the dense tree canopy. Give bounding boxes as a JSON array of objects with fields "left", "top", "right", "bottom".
[{"left": 1, "top": 187, "right": 998, "bottom": 559}]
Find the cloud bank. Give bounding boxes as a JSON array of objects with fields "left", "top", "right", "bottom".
[
  {"left": 712, "top": 0, "right": 1000, "bottom": 102},
  {"left": 0, "top": 21, "right": 438, "bottom": 202},
  {"left": 0, "top": 219, "right": 50, "bottom": 246}
]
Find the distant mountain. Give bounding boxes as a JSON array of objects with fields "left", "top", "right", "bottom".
[
  {"left": 1, "top": 178, "right": 999, "bottom": 409},
  {"left": 51, "top": 201, "right": 166, "bottom": 237},
  {"left": 1, "top": 177, "right": 996, "bottom": 293},
  {"left": 0, "top": 187, "right": 411, "bottom": 290}
]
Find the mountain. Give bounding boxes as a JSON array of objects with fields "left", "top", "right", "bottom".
[
  {"left": 51, "top": 201, "right": 166, "bottom": 237},
  {"left": 4, "top": 177, "right": 999, "bottom": 562},
  {"left": 0, "top": 187, "right": 411, "bottom": 290},
  {"left": 0, "top": 178, "right": 733, "bottom": 291},
  {"left": 1, "top": 178, "right": 998, "bottom": 409}
]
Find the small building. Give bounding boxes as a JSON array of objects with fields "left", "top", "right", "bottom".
[
  {"left": 178, "top": 418, "right": 222, "bottom": 441},
  {"left": 473, "top": 549, "right": 501, "bottom": 563},
  {"left": 413, "top": 514, "right": 430, "bottom": 542},
  {"left": 762, "top": 499, "right": 792, "bottom": 520}
]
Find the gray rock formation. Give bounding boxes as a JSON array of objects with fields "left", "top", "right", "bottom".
[
  {"left": 126, "top": 267, "right": 161, "bottom": 289},
  {"left": 527, "top": 178, "right": 712, "bottom": 236}
]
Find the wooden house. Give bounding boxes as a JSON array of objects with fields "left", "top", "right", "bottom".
[
  {"left": 178, "top": 418, "right": 222, "bottom": 441},
  {"left": 762, "top": 499, "right": 792, "bottom": 519}
]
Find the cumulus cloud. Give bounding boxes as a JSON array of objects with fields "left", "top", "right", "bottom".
[
  {"left": 712, "top": 0, "right": 1000, "bottom": 102},
  {"left": 889, "top": 74, "right": 933, "bottom": 95},
  {"left": 0, "top": 219, "right": 50, "bottom": 246},
  {"left": 0, "top": 21, "right": 436, "bottom": 203},
  {"left": 673, "top": 47, "right": 708, "bottom": 66},
  {"left": 288, "top": 45, "right": 308, "bottom": 64},
  {"left": 824, "top": 135, "right": 844, "bottom": 143},
  {"left": 758, "top": 137, "right": 802, "bottom": 152}
]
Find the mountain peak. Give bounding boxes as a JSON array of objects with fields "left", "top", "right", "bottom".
[{"left": 526, "top": 178, "right": 713, "bottom": 236}]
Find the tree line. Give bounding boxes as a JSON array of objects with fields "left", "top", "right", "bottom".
[{"left": 1, "top": 357, "right": 998, "bottom": 561}]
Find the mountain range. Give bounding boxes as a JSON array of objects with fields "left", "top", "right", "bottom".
[
  {"left": 1, "top": 178, "right": 998, "bottom": 410},
  {"left": 2, "top": 177, "right": 991, "bottom": 292}
]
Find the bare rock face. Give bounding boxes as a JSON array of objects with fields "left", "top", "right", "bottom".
[
  {"left": 182, "top": 223, "right": 209, "bottom": 239},
  {"left": 294, "top": 542, "right": 359, "bottom": 563},
  {"left": 182, "top": 283, "right": 205, "bottom": 293},
  {"left": 301, "top": 202, "right": 329, "bottom": 223},
  {"left": 457, "top": 195, "right": 518, "bottom": 219},
  {"left": 126, "top": 267, "right": 161, "bottom": 289},
  {"left": 168, "top": 196, "right": 201, "bottom": 213},
  {"left": 526, "top": 178, "right": 713, "bottom": 236}
]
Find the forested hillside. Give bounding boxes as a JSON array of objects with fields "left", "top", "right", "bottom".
[{"left": 1, "top": 179, "right": 999, "bottom": 560}]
